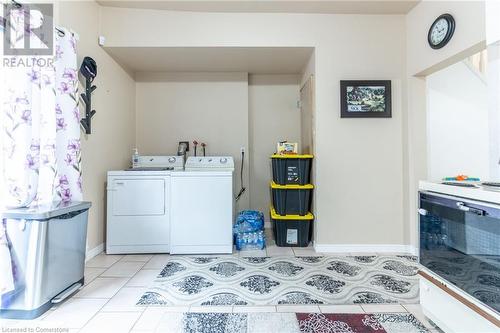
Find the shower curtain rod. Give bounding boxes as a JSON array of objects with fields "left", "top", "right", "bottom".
[
  {"left": 11, "top": 0, "right": 22, "bottom": 9},
  {"left": 55, "top": 27, "right": 65, "bottom": 37}
]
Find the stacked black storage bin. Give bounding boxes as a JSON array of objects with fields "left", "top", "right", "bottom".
[{"left": 270, "top": 154, "right": 314, "bottom": 247}]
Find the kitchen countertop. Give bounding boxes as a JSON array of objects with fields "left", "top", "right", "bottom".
[{"left": 419, "top": 180, "right": 500, "bottom": 205}]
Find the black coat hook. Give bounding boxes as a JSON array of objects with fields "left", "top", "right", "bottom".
[
  {"left": 80, "top": 77, "right": 96, "bottom": 134},
  {"left": 79, "top": 57, "right": 97, "bottom": 134}
]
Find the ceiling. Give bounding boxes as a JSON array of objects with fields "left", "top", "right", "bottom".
[
  {"left": 97, "top": 0, "right": 420, "bottom": 15},
  {"left": 104, "top": 47, "right": 314, "bottom": 75}
]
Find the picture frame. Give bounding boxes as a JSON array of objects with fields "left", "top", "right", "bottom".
[{"left": 340, "top": 80, "right": 392, "bottom": 118}]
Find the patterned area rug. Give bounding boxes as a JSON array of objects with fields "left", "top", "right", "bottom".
[
  {"left": 155, "top": 312, "right": 430, "bottom": 333},
  {"left": 138, "top": 255, "right": 420, "bottom": 306}
]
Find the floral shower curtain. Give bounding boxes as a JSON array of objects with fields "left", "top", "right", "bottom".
[{"left": 0, "top": 27, "right": 82, "bottom": 208}]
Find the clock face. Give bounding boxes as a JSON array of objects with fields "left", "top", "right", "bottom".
[
  {"left": 428, "top": 14, "right": 455, "bottom": 49},
  {"left": 430, "top": 18, "right": 449, "bottom": 45}
]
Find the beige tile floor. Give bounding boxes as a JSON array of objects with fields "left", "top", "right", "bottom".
[{"left": 0, "top": 234, "right": 441, "bottom": 333}]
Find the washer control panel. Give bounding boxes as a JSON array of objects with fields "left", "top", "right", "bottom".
[
  {"left": 185, "top": 156, "right": 234, "bottom": 171},
  {"left": 135, "top": 155, "right": 184, "bottom": 170}
]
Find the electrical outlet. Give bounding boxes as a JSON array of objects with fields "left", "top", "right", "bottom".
[
  {"left": 98, "top": 36, "right": 106, "bottom": 46},
  {"left": 241, "top": 147, "right": 245, "bottom": 154}
]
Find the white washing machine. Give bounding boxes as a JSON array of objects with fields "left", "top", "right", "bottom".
[
  {"left": 106, "top": 156, "right": 183, "bottom": 254},
  {"left": 170, "top": 156, "right": 234, "bottom": 254}
]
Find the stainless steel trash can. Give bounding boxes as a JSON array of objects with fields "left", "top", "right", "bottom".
[{"left": 0, "top": 201, "right": 91, "bottom": 319}]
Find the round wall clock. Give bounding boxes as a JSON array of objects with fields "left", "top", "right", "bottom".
[{"left": 428, "top": 14, "right": 455, "bottom": 49}]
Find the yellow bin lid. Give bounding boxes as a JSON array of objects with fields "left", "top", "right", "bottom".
[
  {"left": 270, "top": 181, "right": 314, "bottom": 190},
  {"left": 271, "top": 154, "right": 313, "bottom": 159},
  {"left": 270, "top": 206, "right": 314, "bottom": 220}
]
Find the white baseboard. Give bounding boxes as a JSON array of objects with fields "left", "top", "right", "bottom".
[
  {"left": 314, "top": 243, "right": 418, "bottom": 256},
  {"left": 86, "top": 241, "right": 417, "bottom": 258},
  {"left": 86, "top": 243, "right": 104, "bottom": 262}
]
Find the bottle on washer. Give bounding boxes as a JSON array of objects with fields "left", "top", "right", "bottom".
[{"left": 132, "top": 148, "right": 139, "bottom": 168}]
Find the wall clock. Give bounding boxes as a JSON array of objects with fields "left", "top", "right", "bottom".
[{"left": 428, "top": 14, "right": 455, "bottom": 49}]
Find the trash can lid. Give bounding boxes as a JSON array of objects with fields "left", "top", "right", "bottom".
[
  {"left": 271, "top": 154, "right": 313, "bottom": 159},
  {"left": 0, "top": 201, "right": 92, "bottom": 220},
  {"left": 270, "top": 206, "right": 314, "bottom": 220},
  {"left": 270, "top": 181, "right": 314, "bottom": 189}
]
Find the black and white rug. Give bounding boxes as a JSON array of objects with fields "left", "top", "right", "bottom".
[{"left": 137, "top": 255, "right": 420, "bottom": 306}]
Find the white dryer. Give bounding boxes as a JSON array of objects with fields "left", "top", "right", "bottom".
[
  {"left": 106, "top": 156, "right": 183, "bottom": 254},
  {"left": 170, "top": 156, "right": 234, "bottom": 254}
]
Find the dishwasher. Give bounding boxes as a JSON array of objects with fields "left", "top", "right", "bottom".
[{"left": 0, "top": 201, "right": 91, "bottom": 319}]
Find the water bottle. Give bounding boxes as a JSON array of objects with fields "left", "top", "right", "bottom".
[
  {"left": 253, "top": 232, "right": 259, "bottom": 249},
  {"left": 132, "top": 148, "right": 139, "bottom": 168},
  {"left": 239, "top": 233, "right": 245, "bottom": 250},
  {"left": 235, "top": 233, "right": 240, "bottom": 250},
  {"left": 243, "top": 233, "right": 249, "bottom": 249},
  {"left": 258, "top": 231, "right": 264, "bottom": 249}
]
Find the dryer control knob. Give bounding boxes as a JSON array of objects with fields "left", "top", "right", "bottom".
[
  {"left": 220, "top": 157, "right": 228, "bottom": 164},
  {"left": 168, "top": 157, "right": 176, "bottom": 163}
]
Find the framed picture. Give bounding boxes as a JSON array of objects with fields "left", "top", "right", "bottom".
[{"left": 340, "top": 80, "right": 392, "bottom": 118}]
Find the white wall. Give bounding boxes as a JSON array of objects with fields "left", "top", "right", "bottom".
[
  {"left": 486, "top": 0, "right": 500, "bottom": 45},
  {"left": 406, "top": 1, "right": 486, "bottom": 76},
  {"left": 135, "top": 72, "right": 302, "bottom": 216},
  {"left": 405, "top": 0, "right": 487, "bottom": 249},
  {"left": 427, "top": 61, "right": 489, "bottom": 181},
  {"left": 248, "top": 74, "right": 301, "bottom": 217},
  {"left": 301, "top": 50, "right": 316, "bottom": 87},
  {"left": 57, "top": 1, "right": 136, "bottom": 253},
  {"left": 135, "top": 72, "right": 250, "bottom": 210},
  {"left": 100, "top": 8, "right": 407, "bottom": 247},
  {"left": 488, "top": 43, "right": 500, "bottom": 180}
]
